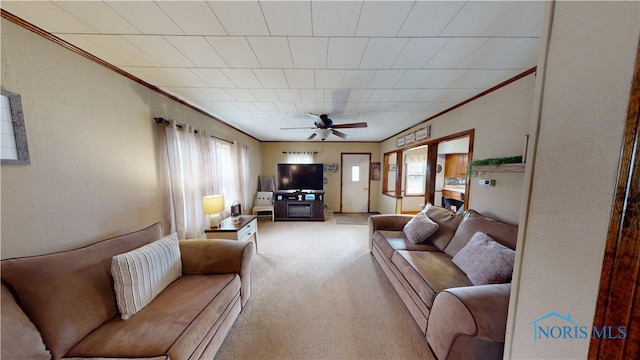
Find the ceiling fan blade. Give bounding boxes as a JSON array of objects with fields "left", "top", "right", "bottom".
[
  {"left": 307, "top": 132, "right": 317, "bottom": 140},
  {"left": 331, "top": 122, "right": 368, "bottom": 129},
  {"left": 332, "top": 129, "right": 350, "bottom": 139}
]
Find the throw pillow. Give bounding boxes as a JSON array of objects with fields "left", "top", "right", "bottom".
[
  {"left": 403, "top": 212, "right": 439, "bottom": 244},
  {"left": 111, "top": 233, "right": 182, "bottom": 320},
  {"left": 452, "top": 231, "right": 516, "bottom": 285}
]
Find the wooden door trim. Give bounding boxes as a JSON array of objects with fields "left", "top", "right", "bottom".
[{"left": 588, "top": 39, "right": 640, "bottom": 360}]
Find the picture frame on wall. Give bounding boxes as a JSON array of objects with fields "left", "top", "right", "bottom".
[
  {"left": 370, "top": 162, "right": 381, "bottom": 181},
  {"left": 415, "top": 126, "right": 431, "bottom": 141},
  {"left": 404, "top": 132, "right": 415, "bottom": 145},
  {"left": 396, "top": 136, "right": 405, "bottom": 148}
]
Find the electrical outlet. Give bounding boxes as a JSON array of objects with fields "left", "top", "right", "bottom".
[{"left": 478, "top": 179, "right": 496, "bottom": 187}]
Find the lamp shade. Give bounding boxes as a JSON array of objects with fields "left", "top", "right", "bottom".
[{"left": 203, "top": 195, "right": 225, "bottom": 214}]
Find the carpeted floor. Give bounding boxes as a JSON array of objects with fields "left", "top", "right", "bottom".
[
  {"left": 214, "top": 216, "right": 434, "bottom": 360},
  {"left": 333, "top": 213, "right": 377, "bottom": 225}
]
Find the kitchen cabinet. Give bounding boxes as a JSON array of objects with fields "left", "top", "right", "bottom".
[{"left": 445, "top": 153, "right": 468, "bottom": 178}]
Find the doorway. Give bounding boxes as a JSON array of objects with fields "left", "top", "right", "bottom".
[{"left": 341, "top": 153, "right": 371, "bottom": 213}]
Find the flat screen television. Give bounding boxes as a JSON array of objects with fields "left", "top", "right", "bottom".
[{"left": 277, "top": 163, "right": 324, "bottom": 191}]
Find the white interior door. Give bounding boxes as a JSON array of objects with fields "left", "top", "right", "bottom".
[{"left": 341, "top": 154, "right": 370, "bottom": 213}]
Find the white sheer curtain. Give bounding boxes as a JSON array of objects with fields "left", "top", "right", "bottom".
[
  {"left": 164, "top": 121, "right": 210, "bottom": 239},
  {"left": 239, "top": 144, "right": 252, "bottom": 211},
  {"left": 286, "top": 151, "right": 315, "bottom": 163}
]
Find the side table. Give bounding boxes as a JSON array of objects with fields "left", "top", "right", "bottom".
[{"left": 204, "top": 215, "right": 259, "bottom": 254}]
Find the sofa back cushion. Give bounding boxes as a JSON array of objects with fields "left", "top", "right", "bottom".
[
  {"left": 422, "top": 203, "right": 464, "bottom": 251},
  {"left": 0, "top": 223, "right": 163, "bottom": 359},
  {"left": 444, "top": 210, "right": 518, "bottom": 257},
  {"left": 1, "top": 284, "right": 51, "bottom": 360}
]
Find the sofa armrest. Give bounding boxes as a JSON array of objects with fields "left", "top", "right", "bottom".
[
  {"left": 368, "top": 214, "right": 413, "bottom": 251},
  {"left": 426, "top": 283, "right": 511, "bottom": 360},
  {"left": 179, "top": 239, "right": 253, "bottom": 307}
]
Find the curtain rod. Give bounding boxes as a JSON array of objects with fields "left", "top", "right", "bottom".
[
  {"left": 282, "top": 151, "right": 318, "bottom": 154},
  {"left": 154, "top": 117, "right": 234, "bottom": 144}
]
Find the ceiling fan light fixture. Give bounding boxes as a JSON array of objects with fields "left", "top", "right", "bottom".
[{"left": 318, "top": 129, "right": 332, "bottom": 141}]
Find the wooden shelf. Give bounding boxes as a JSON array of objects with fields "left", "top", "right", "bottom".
[{"left": 471, "top": 163, "right": 526, "bottom": 172}]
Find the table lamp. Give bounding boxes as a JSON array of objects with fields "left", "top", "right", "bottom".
[{"left": 203, "top": 195, "right": 225, "bottom": 228}]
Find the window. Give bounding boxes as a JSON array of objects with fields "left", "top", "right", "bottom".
[
  {"left": 404, "top": 147, "right": 428, "bottom": 195},
  {"left": 1, "top": 91, "right": 30, "bottom": 165},
  {"left": 352, "top": 165, "right": 360, "bottom": 182}
]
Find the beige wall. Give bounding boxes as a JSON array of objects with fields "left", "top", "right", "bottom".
[
  {"left": 0, "top": 19, "right": 262, "bottom": 259},
  {"left": 506, "top": 1, "right": 639, "bottom": 359},
  {"left": 261, "top": 142, "right": 380, "bottom": 213},
  {"left": 379, "top": 73, "right": 535, "bottom": 224}
]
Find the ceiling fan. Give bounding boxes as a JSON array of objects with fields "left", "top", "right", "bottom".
[{"left": 281, "top": 113, "right": 367, "bottom": 140}]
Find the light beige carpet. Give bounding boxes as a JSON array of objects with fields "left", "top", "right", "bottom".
[
  {"left": 333, "top": 213, "right": 377, "bottom": 225},
  {"left": 214, "top": 215, "right": 434, "bottom": 360}
]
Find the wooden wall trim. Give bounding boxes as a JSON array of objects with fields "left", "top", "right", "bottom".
[
  {"left": 588, "top": 38, "right": 640, "bottom": 360},
  {"left": 0, "top": 10, "right": 259, "bottom": 142}
]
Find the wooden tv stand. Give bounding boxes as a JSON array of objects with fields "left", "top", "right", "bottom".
[{"left": 274, "top": 190, "right": 325, "bottom": 221}]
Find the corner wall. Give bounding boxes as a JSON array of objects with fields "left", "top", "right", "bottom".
[
  {"left": 0, "top": 19, "right": 262, "bottom": 258},
  {"left": 506, "top": 1, "right": 639, "bottom": 358},
  {"left": 379, "top": 73, "right": 536, "bottom": 224}
]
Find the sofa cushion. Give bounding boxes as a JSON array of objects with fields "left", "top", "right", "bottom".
[
  {"left": 444, "top": 210, "right": 518, "bottom": 257},
  {"left": 67, "top": 274, "right": 239, "bottom": 359},
  {"left": 112, "top": 233, "right": 182, "bottom": 320},
  {"left": 392, "top": 250, "right": 472, "bottom": 309},
  {"left": 1, "top": 284, "right": 51, "bottom": 360},
  {"left": 403, "top": 212, "right": 439, "bottom": 244},
  {"left": 452, "top": 232, "right": 516, "bottom": 285},
  {"left": 0, "top": 223, "right": 163, "bottom": 359},
  {"left": 372, "top": 230, "right": 440, "bottom": 260},
  {"left": 421, "top": 203, "right": 464, "bottom": 251}
]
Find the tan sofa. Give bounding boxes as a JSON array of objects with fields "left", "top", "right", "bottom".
[
  {"left": 368, "top": 205, "right": 517, "bottom": 360},
  {"left": 1, "top": 223, "right": 253, "bottom": 360}
]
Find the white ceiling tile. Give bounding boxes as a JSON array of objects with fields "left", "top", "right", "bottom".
[
  {"left": 342, "top": 70, "right": 376, "bottom": 89},
  {"left": 457, "top": 38, "right": 530, "bottom": 69},
  {"left": 274, "top": 102, "right": 298, "bottom": 112},
  {"left": 312, "top": 1, "right": 362, "bottom": 36},
  {"left": 355, "top": 1, "right": 413, "bottom": 36},
  {"left": 233, "top": 102, "right": 259, "bottom": 111},
  {"left": 247, "top": 37, "right": 294, "bottom": 68},
  {"left": 261, "top": 1, "right": 312, "bottom": 36},
  {"left": 392, "top": 38, "right": 449, "bottom": 69},
  {"left": 80, "top": 35, "right": 163, "bottom": 67},
  {"left": 413, "top": 89, "right": 481, "bottom": 102},
  {"left": 200, "top": 88, "right": 236, "bottom": 101},
  {"left": 206, "top": 37, "right": 261, "bottom": 68},
  {"left": 345, "top": 90, "right": 374, "bottom": 102},
  {"left": 449, "top": 70, "right": 521, "bottom": 89},
  {"left": 315, "top": 70, "right": 345, "bottom": 89},
  {"left": 397, "top": 1, "right": 464, "bottom": 36},
  {"left": 253, "top": 69, "right": 289, "bottom": 88},
  {"left": 425, "top": 38, "right": 490, "bottom": 68},
  {"left": 505, "top": 38, "right": 541, "bottom": 69},
  {"left": 420, "top": 70, "right": 466, "bottom": 88},
  {"left": 123, "top": 35, "right": 194, "bottom": 67},
  {"left": 221, "top": 69, "right": 262, "bottom": 88},
  {"left": 296, "top": 103, "right": 317, "bottom": 113},
  {"left": 56, "top": 34, "right": 134, "bottom": 66},
  {"left": 440, "top": 1, "right": 516, "bottom": 37},
  {"left": 368, "top": 70, "right": 406, "bottom": 88},
  {"left": 250, "top": 89, "right": 280, "bottom": 102},
  {"left": 225, "top": 89, "right": 258, "bottom": 102},
  {"left": 54, "top": 1, "right": 139, "bottom": 34},
  {"left": 105, "top": 1, "right": 184, "bottom": 35},
  {"left": 276, "top": 89, "right": 302, "bottom": 102},
  {"left": 163, "top": 87, "right": 211, "bottom": 101},
  {"left": 300, "top": 89, "right": 325, "bottom": 103},
  {"left": 327, "top": 38, "right": 368, "bottom": 69},
  {"left": 482, "top": 1, "right": 545, "bottom": 37},
  {"left": 289, "top": 37, "right": 328, "bottom": 69},
  {"left": 1, "top": 1, "right": 97, "bottom": 33},
  {"left": 156, "top": 1, "right": 226, "bottom": 35},
  {"left": 164, "top": 36, "right": 227, "bottom": 67},
  {"left": 191, "top": 69, "right": 235, "bottom": 87},
  {"left": 207, "top": 1, "right": 269, "bottom": 35},
  {"left": 326, "top": 89, "right": 351, "bottom": 103},
  {"left": 391, "top": 89, "right": 423, "bottom": 102},
  {"left": 254, "top": 102, "right": 279, "bottom": 112},
  {"left": 158, "top": 68, "right": 209, "bottom": 87},
  {"left": 119, "top": 67, "right": 172, "bottom": 87},
  {"left": 354, "top": 103, "right": 379, "bottom": 112},
  {"left": 360, "top": 38, "right": 409, "bottom": 69},
  {"left": 368, "top": 90, "right": 399, "bottom": 102},
  {"left": 284, "top": 69, "right": 315, "bottom": 89},
  {"left": 394, "top": 70, "right": 437, "bottom": 88}
]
